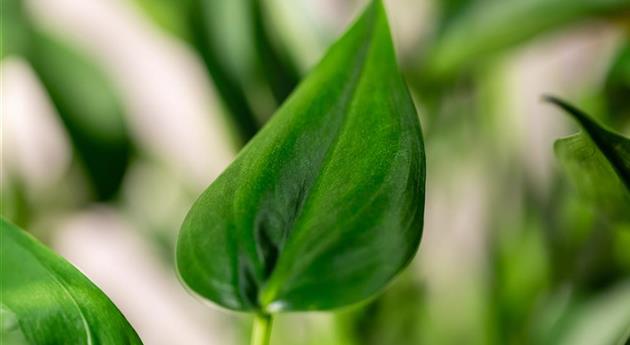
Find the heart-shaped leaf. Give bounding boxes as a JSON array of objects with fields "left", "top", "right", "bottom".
[
  {"left": 0, "top": 218, "right": 143, "bottom": 344},
  {"left": 177, "top": 0, "right": 425, "bottom": 313},
  {"left": 546, "top": 96, "right": 630, "bottom": 222}
]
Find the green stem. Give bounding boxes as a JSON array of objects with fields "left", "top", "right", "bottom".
[{"left": 251, "top": 313, "right": 273, "bottom": 345}]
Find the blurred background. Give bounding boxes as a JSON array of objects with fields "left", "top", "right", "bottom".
[{"left": 2, "top": 0, "right": 630, "bottom": 344}]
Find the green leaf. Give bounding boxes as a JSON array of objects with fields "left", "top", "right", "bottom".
[
  {"left": 546, "top": 96, "right": 630, "bottom": 222},
  {"left": 0, "top": 218, "right": 143, "bottom": 344},
  {"left": 26, "top": 29, "right": 134, "bottom": 200},
  {"left": 133, "top": 0, "right": 299, "bottom": 143},
  {"left": 188, "top": 0, "right": 260, "bottom": 142},
  {"left": 542, "top": 281, "right": 630, "bottom": 345},
  {"left": 434, "top": 0, "right": 474, "bottom": 33},
  {"left": 250, "top": 0, "right": 299, "bottom": 105},
  {"left": 603, "top": 41, "right": 630, "bottom": 129},
  {"left": 190, "top": 0, "right": 299, "bottom": 136},
  {"left": 1, "top": 0, "right": 29, "bottom": 59},
  {"left": 2, "top": 1, "right": 133, "bottom": 201},
  {"left": 421, "top": 0, "right": 630, "bottom": 79},
  {"left": 177, "top": 1, "right": 425, "bottom": 313},
  {"left": 335, "top": 272, "right": 425, "bottom": 345},
  {"left": 130, "top": 0, "right": 191, "bottom": 41}
]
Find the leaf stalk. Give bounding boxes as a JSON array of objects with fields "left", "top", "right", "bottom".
[{"left": 251, "top": 313, "right": 273, "bottom": 345}]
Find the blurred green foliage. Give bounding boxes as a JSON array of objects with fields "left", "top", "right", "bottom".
[
  {"left": 27, "top": 31, "right": 134, "bottom": 201},
  {"left": 604, "top": 41, "right": 630, "bottom": 129},
  {"left": 2, "top": 0, "right": 630, "bottom": 344},
  {"left": 548, "top": 96, "right": 630, "bottom": 223},
  {"left": 133, "top": 0, "right": 299, "bottom": 143},
  {"left": 2, "top": 0, "right": 134, "bottom": 204},
  {"left": 419, "top": 0, "right": 630, "bottom": 80}
]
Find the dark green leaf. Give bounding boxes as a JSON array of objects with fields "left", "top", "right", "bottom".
[
  {"left": 135, "top": 0, "right": 300, "bottom": 143},
  {"left": 177, "top": 1, "right": 425, "bottom": 313},
  {"left": 603, "top": 41, "right": 630, "bottom": 129},
  {"left": 0, "top": 218, "right": 143, "bottom": 344},
  {"left": 2, "top": 1, "right": 133, "bottom": 201},
  {"left": 189, "top": 0, "right": 299, "bottom": 135},
  {"left": 434, "top": 0, "right": 475, "bottom": 33},
  {"left": 250, "top": 0, "right": 299, "bottom": 105},
  {"left": 26, "top": 30, "right": 134, "bottom": 200},
  {"left": 546, "top": 96, "right": 630, "bottom": 222},
  {"left": 188, "top": 0, "right": 260, "bottom": 142}
]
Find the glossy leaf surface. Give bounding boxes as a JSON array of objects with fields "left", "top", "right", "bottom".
[
  {"left": 177, "top": 1, "right": 425, "bottom": 313},
  {"left": 0, "top": 218, "right": 142, "bottom": 344},
  {"left": 546, "top": 96, "right": 630, "bottom": 222}
]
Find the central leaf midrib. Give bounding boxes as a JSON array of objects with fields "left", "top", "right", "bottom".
[
  {"left": 279, "top": 10, "right": 377, "bottom": 239},
  {"left": 255, "top": 6, "right": 381, "bottom": 308}
]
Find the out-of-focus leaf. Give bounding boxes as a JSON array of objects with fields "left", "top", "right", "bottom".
[
  {"left": 133, "top": 0, "right": 299, "bottom": 143},
  {"left": 25, "top": 29, "right": 134, "bottom": 201},
  {"left": 251, "top": 0, "right": 299, "bottom": 104},
  {"left": 434, "top": 0, "right": 474, "bottom": 33},
  {"left": 604, "top": 41, "right": 630, "bottom": 129},
  {"left": 0, "top": 218, "right": 143, "bottom": 344},
  {"left": 336, "top": 273, "right": 425, "bottom": 345},
  {"left": 546, "top": 96, "right": 630, "bottom": 222},
  {"left": 546, "top": 281, "right": 630, "bottom": 345},
  {"left": 613, "top": 228, "right": 630, "bottom": 273},
  {"left": 421, "top": 0, "right": 630, "bottom": 79},
  {"left": 0, "top": 174, "right": 30, "bottom": 229},
  {"left": 177, "top": 0, "right": 425, "bottom": 312},
  {"left": 2, "top": 1, "right": 133, "bottom": 201},
  {"left": 493, "top": 220, "right": 550, "bottom": 341},
  {"left": 552, "top": 195, "right": 623, "bottom": 290},
  {"left": 190, "top": 0, "right": 299, "bottom": 134},
  {"left": 188, "top": 0, "right": 260, "bottom": 142},
  {"left": 131, "top": 0, "right": 191, "bottom": 41},
  {"left": 0, "top": 0, "right": 29, "bottom": 59}
]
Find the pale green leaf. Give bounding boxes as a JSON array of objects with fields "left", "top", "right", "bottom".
[{"left": 0, "top": 218, "right": 143, "bottom": 344}]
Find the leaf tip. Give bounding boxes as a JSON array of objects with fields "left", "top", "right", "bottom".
[
  {"left": 541, "top": 94, "right": 594, "bottom": 129},
  {"left": 541, "top": 94, "right": 565, "bottom": 108}
]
